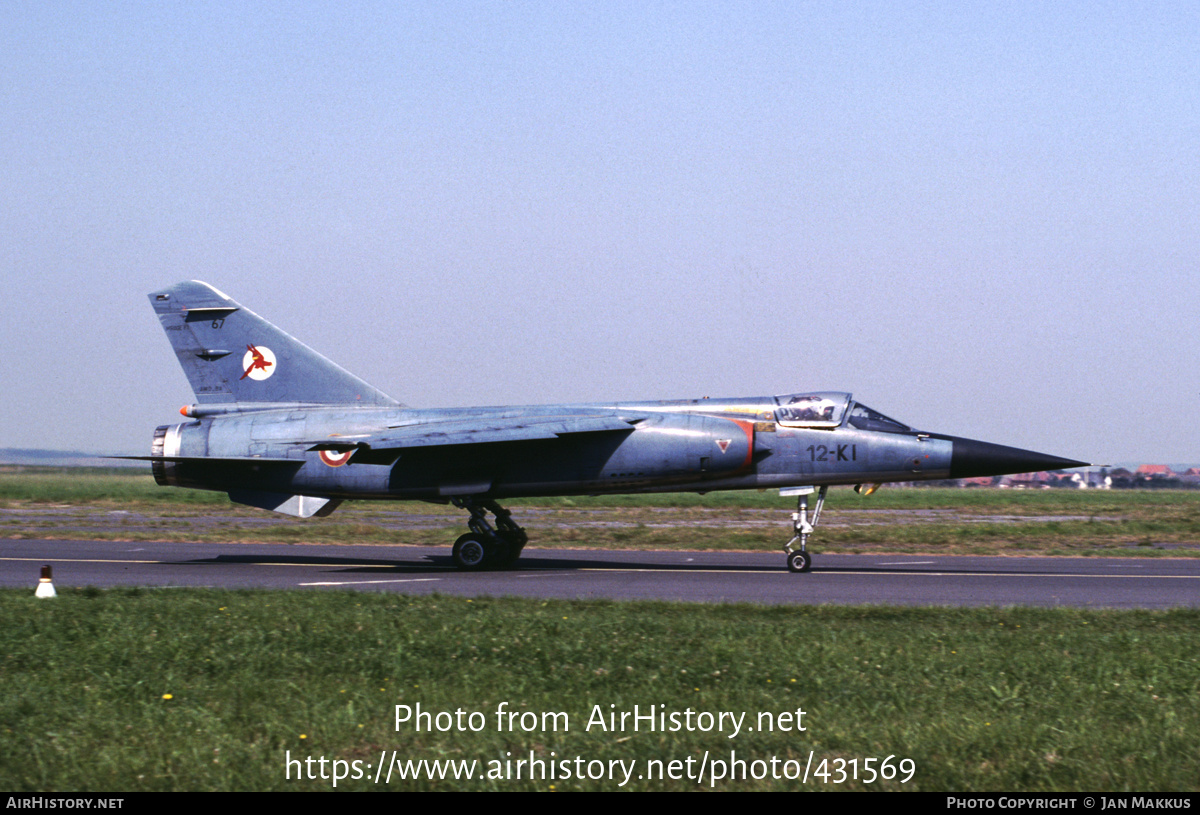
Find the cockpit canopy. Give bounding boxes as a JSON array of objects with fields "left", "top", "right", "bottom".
[
  {"left": 845, "top": 402, "right": 911, "bottom": 433},
  {"left": 774, "top": 392, "right": 849, "bottom": 428},
  {"left": 774, "top": 392, "right": 912, "bottom": 434}
]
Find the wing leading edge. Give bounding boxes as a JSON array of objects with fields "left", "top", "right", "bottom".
[{"left": 307, "top": 414, "right": 641, "bottom": 465}]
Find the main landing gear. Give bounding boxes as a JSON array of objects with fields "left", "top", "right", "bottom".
[
  {"left": 782, "top": 485, "right": 827, "bottom": 574},
  {"left": 449, "top": 497, "right": 528, "bottom": 571}
]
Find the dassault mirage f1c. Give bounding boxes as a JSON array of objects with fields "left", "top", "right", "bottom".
[{"left": 130, "top": 281, "right": 1087, "bottom": 573}]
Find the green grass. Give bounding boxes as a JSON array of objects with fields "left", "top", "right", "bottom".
[
  {"left": 0, "top": 467, "right": 226, "bottom": 506},
  {"left": 2, "top": 589, "right": 1198, "bottom": 791}
]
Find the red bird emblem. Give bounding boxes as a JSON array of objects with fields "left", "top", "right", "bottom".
[{"left": 241, "top": 344, "right": 274, "bottom": 380}]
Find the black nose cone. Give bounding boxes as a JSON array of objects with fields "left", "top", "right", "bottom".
[{"left": 944, "top": 437, "right": 1089, "bottom": 479}]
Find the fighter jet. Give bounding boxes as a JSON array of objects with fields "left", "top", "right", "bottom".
[{"left": 129, "top": 281, "right": 1087, "bottom": 573}]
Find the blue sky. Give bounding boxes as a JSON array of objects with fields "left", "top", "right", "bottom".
[{"left": 2, "top": 2, "right": 1197, "bottom": 464}]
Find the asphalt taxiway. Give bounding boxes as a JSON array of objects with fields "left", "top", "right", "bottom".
[{"left": 2, "top": 539, "right": 1198, "bottom": 608}]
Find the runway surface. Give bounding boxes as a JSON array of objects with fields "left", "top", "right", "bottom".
[{"left": 3, "top": 538, "right": 1198, "bottom": 608}]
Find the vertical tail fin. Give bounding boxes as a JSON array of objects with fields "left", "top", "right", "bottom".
[{"left": 149, "top": 281, "right": 400, "bottom": 406}]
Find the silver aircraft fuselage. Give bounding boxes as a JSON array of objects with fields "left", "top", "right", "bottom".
[{"left": 154, "top": 394, "right": 968, "bottom": 501}]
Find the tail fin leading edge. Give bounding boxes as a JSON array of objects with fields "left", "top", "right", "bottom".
[{"left": 149, "top": 280, "right": 400, "bottom": 407}]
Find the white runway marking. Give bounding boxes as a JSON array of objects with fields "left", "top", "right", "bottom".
[{"left": 299, "top": 578, "right": 441, "bottom": 587}]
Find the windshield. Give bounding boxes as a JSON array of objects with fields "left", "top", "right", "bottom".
[
  {"left": 846, "top": 403, "right": 911, "bottom": 433},
  {"left": 774, "top": 392, "right": 849, "bottom": 427}
]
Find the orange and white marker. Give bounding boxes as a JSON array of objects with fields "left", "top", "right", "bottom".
[{"left": 35, "top": 564, "right": 56, "bottom": 599}]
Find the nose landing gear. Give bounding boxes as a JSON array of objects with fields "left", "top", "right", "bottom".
[{"left": 782, "top": 485, "right": 827, "bottom": 573}]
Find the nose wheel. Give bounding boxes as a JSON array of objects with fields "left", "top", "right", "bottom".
[
  {"left": 787, "top": 550, "right": 812, "bottom": 573},
  {"left": 782, "top": 485, "right": 826, "bottom": 574}
]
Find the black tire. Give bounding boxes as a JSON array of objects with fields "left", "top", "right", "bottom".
[
  {"left": 490, "top": 531, "right": 524, "bottom": 568},
  {"left": 485, "top": 536, "right": 512, "bottom": 569},
  {"left": 786, "top": 550, "right": 812, "bottom": 573},
  {"left": 452, "top": 534, "right": 488, "bottom": 571}
]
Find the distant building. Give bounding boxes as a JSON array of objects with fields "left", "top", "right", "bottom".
[
  {"left": 1055, "top": 471, "right": 1087, "bottom": 489},
  {"left": 999, "top": 471, "right": 1056, "bottom": 489}
]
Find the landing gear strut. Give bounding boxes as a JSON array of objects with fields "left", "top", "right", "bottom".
[
  {"left": 449, "top": 497, "right": 528, "bottom": 571},
  {"left": 783, "top": 485, "right": 827, "bottom": 573}
]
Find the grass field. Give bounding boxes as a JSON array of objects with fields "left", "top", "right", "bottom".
[
  {"left": 2, "top": 467, "right": 1199, "bottom": 559},
  {"left": 2, "top": 589, "right": 1198, "bottom": 792}
]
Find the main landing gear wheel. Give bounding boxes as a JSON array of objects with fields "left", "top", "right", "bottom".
[
  {"left": 491, "top": 532, "right": 524, "bottom": 568},
  {"left": 449, "top": 497, "right": 529, "bottom": 571},
  {"left": 787, "top": 550, "right": 812, "bottom": 573},
  {"left": 452, "top": 534, "right": 488, "bottom": 571}
]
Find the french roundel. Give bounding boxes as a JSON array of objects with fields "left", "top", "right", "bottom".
[
  {"left": 241, "top": 345, "right": 276, "bottom": 381},
  {"left": 319, "top": 449, "right": 353, "bottom": 467}
]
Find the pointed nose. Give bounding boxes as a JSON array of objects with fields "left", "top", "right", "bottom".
[{"left": 941, "top": 436, "right": 1089, "bottom": 479}]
